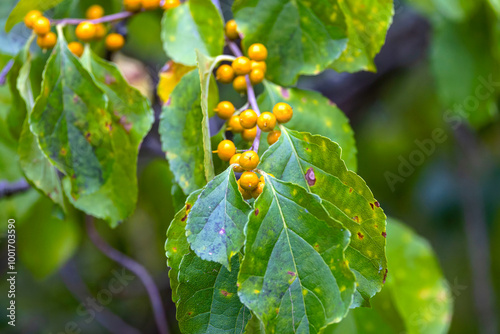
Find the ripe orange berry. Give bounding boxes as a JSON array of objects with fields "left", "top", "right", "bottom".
[
  {"left": 257, "top": 112, "right": 276, "bottom": 132},
  {"left": 217, "top": 140, "right": 236, "bottom": 161},
  {"left": 239, "top": 150, "right": 259, "bottom": 170},
  {"left": 24, "top": 10, "right": 42, "bottom": 29},
  {"left": 252, "top": 181, "right": 265, "bottom": 198},
  {"left": 215, "top": 101, "right": 235, "bottom": 120},
  {"left": 105, "top": 33, "right": 125, "bottom": 51},
  {"left": 238, "top": 181, "right": 253, "bottom": 199},
  {"left": 36, "top": 32, "right": 57, "bottom": 49},
  {"left": 142, "top": 0, "right": 161, "bottom": 10},
  {"left": 228, "top": 115, "right": 244, "bottom": 133},
  {"left": 250, "top": 69, "right": 265, "bottom": 85},
  {"left": 251, "top": 60, "right": 266, "bottom": 73},
  {"left": 76, "top": 22, "right": 96, "bottom": 42},
  {"left": 230, "top": 153, "right": 245, "bottom": 173},
  {"left": 94, "top": 23, "right": 107, "bottom": 39},
  {"left": 33, "top": 17, "right": 51, "bottom": 36},
  {"left": 68, "top": 42, "right": 84, "bottom": 57},
  {"left": 242, "top": 127, "right": 257, "bottom": 142},
  {"left": 248, "top": 43, "right": 268, "bottom": 61},
  {"left": 216, "top": 64, "right": 235, "bottom": 84},
  {"left": 239, "top": 171, "right": 259, "bottom": 191},
  {"left": 225, "top": 19, "right": 239, "bottom": 40},
  {"left": 162, "top": 0, "right": 180, "bottom": 9},
  {"left": 239, "top": 109, "right": 258, "bottom": 129},
  {"left": 267, "top": 130, "right": 281, "bottom": 145},
  {"left": 233, "top": 76, "right": 247, "bottom": 93},
  {"left": 124, "top": 0, "right": 142, "bottom": 12},
  {"left": 232, "top": 56, "right": 251, "bottom": 75},
  {"left": 86, "top": 5, "right": 104, "bottom": 19},
  {"left": 273, "top": 102, "right": 293, "bottom": 123}
]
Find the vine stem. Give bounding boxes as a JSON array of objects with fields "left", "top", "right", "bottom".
[
  {"left": 227, "top": 40, "right": 262, "bottom": 152},
  {"left": 51, "top": 11, "right": 134, "bottom": 25},
  {"left": 85, "top": 216, "right": 169, "bottom": 334},
  {"left": 0, "top": 59, "right": 14, "bottom": 85}
]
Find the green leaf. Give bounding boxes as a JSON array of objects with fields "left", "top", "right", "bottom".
[
  {"left": 330, "top": 0, "right": 394, "bottom": 73},
  {"left": 160, "top": 69, "right": 217, "bottom": 195},
  {"left": 17, "top": 49, "right": 65, "bottom": 208},
  {"left": 166, "top": 190, "right": 202, "bottom": 303},
  {"left": 161, "top": 0, "right": 224, "bottom": 66},
  {"left": 385, "top": 218, "right": 453, "bottom": 334},
  {"left": 177, "top": 253, "right": 251, "bottom": 334},
  {"left": 238, "top": 175, "right": 356, "bottom": 333},
  {"left": 258, "top": 81, "right": 357, "bottom": 171},
  {"left": 186, "top": 167, "right": 252, "bottom": 269},
  {"left": 258, "top": 127, "right": 387, "bottom": 307},
  {"left": 233, "top": 0, "right": 348, "bottom": 86},
  {"left": 5, "top": 0, "right": 65, "bottom": 32},
  {"left": 323, "top": 305, "right": 396, "bottom": 334}
]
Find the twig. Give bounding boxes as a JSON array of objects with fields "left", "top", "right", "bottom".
[
  {"left": 454, "top": 125, "right": 498, "bottom": 334},
  {"left": 0, "top": 179, "right": 31, "bottom": 198},
  {"left": 0, "top": 59, "right": 14, "bottom": 86},
  {"left": 59, "top": 261, "right": 142, "bottom": 334},
  {"left": 51, "top": 11, "right": 134, "bottom": 25},
  {"left": 85, "top": 216, "right": 169, "bottom": 334}
]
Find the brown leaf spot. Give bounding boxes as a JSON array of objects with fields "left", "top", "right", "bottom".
[
  {"left": 357, "top": 232, "right": 364, "bottom": 240},
  {"left": 186, "top": 203, "right": 191, "bottom": 210},
  {"left": 305, "top": 167, "right": 316, "bottom": 186},
  {"left": 85, "top": 132, "right": 91, "bottom": 142},
  {"left": 374, "top": 201, "right": 380, "bottom": 208},
  {"left": 181, "top": 215, "right": 187, "bottom": 222},
  {"left": 287, "top": 271, "right": 296, "bottom": 276},
  {"left": 370, "top": 203, "right": 374, "bottom": 210},
  {"left": 280, "top": 87, "right": 290, "bottom": 99},
  {"left": 255, "top": 209, "right": 259, "bottom": 216},
  {"left": 60, "top": 148, "right": 67, "bottom": 156},
  {"left": 187, "top": 312, "right": 192, "bottom": 316},
  {"left": 105, "top": 122, "right": 112, "bottom": 132},
  {"left": 383, "top": 269, "right": 388, "bottom": 284},
  {"left": 105, "top": 74, "right": 116, "bottom": 85},
  {"left": 349, "top": 188, "right": 353, "bottom": 193},
  {"left": 220, "top": 290, "right": 233, "bottom": 297},
  {"left": 382, "top": 231, "right": 387, "bottom": 238},
  {"left": 353, "top": 216, "right": 359, "bottom": 223}
]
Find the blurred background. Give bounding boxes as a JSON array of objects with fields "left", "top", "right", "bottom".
[{"left": 1, "top": 0, "right": 499, "bottom": 333}]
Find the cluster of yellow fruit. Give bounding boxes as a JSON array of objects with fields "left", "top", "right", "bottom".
[
  {"left": 24, "top": 10, "right": 57, "bottom": 50},
  {"left": 215, "top": 101, "right": 292, "bottom": 145},
  {"left": 123, "top": 0, "right": 180, "bottom": 12}
]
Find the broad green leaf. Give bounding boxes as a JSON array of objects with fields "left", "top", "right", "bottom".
[
  {"left": 233, "top": 0, "right": 348, "bottom": 86},
  {"left": 323, "top": 306, "right": 396, "bottom": 334},
  {"left": 17, "top": 48, "right": 65, "bottom": 208},
  {"left": 177, "top": 253, "right": 251, "bottom": 333},
  {"left": 244, "top": 315, "right": 265, "bottom": 333},
  {"left": 186, "top": 167, "right": 252, "bottom": 269},
  {"left": 430, "top": 15, "right": 499, "bottom": 128},
  {"left": 385, "top": 218, "right": 452, "bottom": 334},
  {"left": 166, "top": 190, "right": 202, "bottom": 303},
  {"left": 259, "top": 128, "right": 387, "bottom": 307},
  {"left": 258, "top": 81, "right": 357, "bottom": 171},
  {"left": 160, "top": 69, "right": 217, "bottom": 194},
  {"left": 18, "top": 194, "right": 80, "bottom": 279},
  {"left": 5, "top": 0, "right": 65, "bottom": 31},
  {"left": 330, "top": 0, "right": 394, "bottom": 73},
  {"left": 161, "top": 0, "right": 224, "bottom": 66},
  {"left": 238, "top": 176, "right": 356, "bottom": 333}
]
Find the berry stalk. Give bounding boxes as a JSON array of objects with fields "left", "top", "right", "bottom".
[{"left": 51, "top": 11, "right": 134, "bottom": 25}]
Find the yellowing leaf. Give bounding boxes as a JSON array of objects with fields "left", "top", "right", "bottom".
[{"left": 157, "top": 61, "right": 195, "bottom": 103}]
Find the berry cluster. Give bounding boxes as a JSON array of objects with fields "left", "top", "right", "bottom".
[
  {"left": 24, "top": 10, "right": 57, "bottom": 50},
  {"left": 124, "top": 0, "right": 180, "bottom": 12}
]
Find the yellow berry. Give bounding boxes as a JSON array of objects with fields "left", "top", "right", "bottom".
[
  {"left": 272, "top": 102, "right": 293, "bottom": 124},
  {"left": 252, "top": 181, "right": 265, "bottom": 198},
  {"left": 239, "top": 109, "right": 258, "bottom": 129},
  {"left": 33, "top": 17, "right": 51, "bottom": 36},
  {"left": 36, "top": 32, "right": 57, "bottom": 49},
  {"left": 216, "top": 64, "right": 235, "bottom": 84},
  {"left": 24, "top": 10, "right": 42, "bottom": 29},
  {"left": 162, "top": 0, "right": 181, "bottom": 9},
  {"left": 267, "top": 130, "right": 281, "bottom": 145},
  {"left": 233, "top": 76, "right": 247, "bottom": 93},
  {"left": 86, "top": 5, "right": 104, "bottom": 19},
  {"left": 124, "top": 0, "right": 142, "bottom": 12},
  {"left": 257, "top": 112, "right": 276, "bottom": 132},
  {"left": 105, "top": 33, "right": 125, "bottom": 51},
  {"left": 215, "top": 101, "right": 235, "bottom": 120},
  {"left": 239, "top": 150, "right": 259, "bottom": 170},
  {"left": 94, "top": 23, "right": 107, "bottom": 39},
  {"left": 225, "top": 19, "right": 239, "bottom": 40},
  {"left": 242, "top": 127, "right": 257, "bottom": 142},
  {"left": 142, "top": 0, "right": 161, "bottom": 10},
  {"left": 250, "top": 68, "right": 265, "bottom": 85},
  {"left": 232, "top": 56, "right": 251, "bottom": 75},
  {"left": 248, "top": 43, "right": 268, "bottom": 61},
  {"left": 217, "top": 140, "right": 236, "bottom": 161},
  {"left": 68, "top": 42, "right": 84, "bottom": 57},
  {"left": 76, "top": 22, "right": 96, "bottom": 42},
  {"left": 251, "top": 60, "right": 266, "bottom": 73},
  {"left": 228, "top": 115, "right": 244, "bottom": 133},
  {"left": 238, "top": 181, "right": 253, "bottom": 199},
  {"left": 239, "top": 171, "right": 259, "bottom": 191},
  {"left": 230, "top": 154, "right": 245, "bottom": 173}
]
